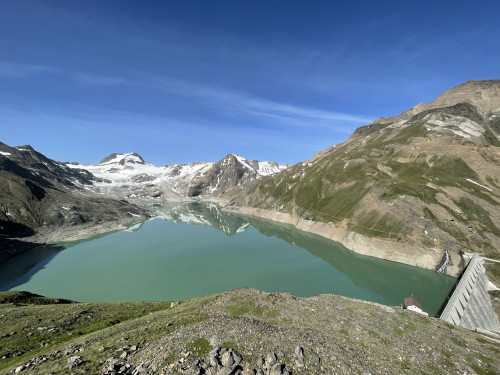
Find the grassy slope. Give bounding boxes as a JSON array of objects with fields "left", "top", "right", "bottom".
[
  {"left": 237, "top": 113, "right": 500, "bottom": 261},
  {"left": 0, "top": 290, "right": 499, "bottom": 375},
  {"left": 0, "top": 291, "right": 213, "bottom": 374}
]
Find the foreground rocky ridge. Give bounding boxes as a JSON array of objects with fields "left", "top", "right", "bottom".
[
  {"left": 228, "top": 80, "right": 500, "bottom": 277},
  {"left": 1, "top": 289, "right": 499, "bottom": 375}
]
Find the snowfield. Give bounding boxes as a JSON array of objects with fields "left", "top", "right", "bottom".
[{"left": 66, "top": 153, "right": 288, "bottom": 201}]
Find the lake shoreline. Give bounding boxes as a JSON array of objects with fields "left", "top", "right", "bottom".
[
  {"left": 2, "top": 199, "right": 463, "bottom": 278},
  {"left": 220, "top": 203, "right": 463, "bottom": 278},
  {"left": 1, "top": 216, "right": 145, "bottom": 265}
]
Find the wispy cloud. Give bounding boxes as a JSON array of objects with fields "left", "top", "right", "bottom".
[
  {"left": 73, "top": 73, "right": 129, "bottom": 86},
  {"left": 66, "top": 71, "right": 373, "bottom": 128},
  {"left": 0, "top": 61, "right": 56, "bottom": 78},
  {"left": 138, "top": 75, "right": 374, "bottom": 127}
]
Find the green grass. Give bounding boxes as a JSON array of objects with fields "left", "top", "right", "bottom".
[
  {"left": 187, "top": 337, "right": 212, "bottom": 357},
  {"left": 381, "top": 181, "right": 437, "bottom": 204},
  {"left": 368, "top": 330, "right": 380, "bottom": 338},
  {"left": 489, "top": 117, "right": 500, "bottom": 134},
  {"left": 451, "top": 338, "right": 467, "bottom": 348},
  {"left": 364, "top": 121, "right": 427, "bottom": 148},
  {"left": 352, "top": 209, "right": 409, "bottom": 239},
  {"left": 486, "top": 176, "right": 500, "bottom": 190},
  {"left": 423, "top": 207, "right": 437, "bottom": 221},
  {"left": 401, "top": 358, "right": 411, "bottom": 370},
  {"left": 429, "top": 156, "right": 478, "bottom": 186},
  {"left": 444, "top": 322, "right": 455, "bottom": 330},
  {"left": 0, "top": 298, "right": 172, "bottom": 364},
  {"left": 457, "top": 197, "right": 500, "bottom": 236},
  {"left": 440, "top": 350, "right": 456, "bottom": 371},
  {"left": 416, "top": 315, "right": 431, "bottom": 325},
  {"left": 226, "top": 298, "right": 264, "bottom": 317},
  {"left": 466, "top": 354, "right": 498, "bottom": 375},
  {"left": 476, "top": 337, "right": 491, "bottom": 344},
  {"left": 0, "top": 291, "right": 215, "bottom": 374},
  {"left": 484, "top": 129, "right": 500, "bottom": 146},
  {"left": 425, "top": 362, "right": 441, "bottom": 374},
  {"left": 265, "top": 309, "right": 279, "bottom": 319},
  {"left": 393, "top": 327, "right": 404, "bottom": 336},
  {"left": 489, "top": 289, "right": 500, "bottom": 298},
  {"left": 404, "top": 321, "right": 417, "bottom": 332},
  {"left": 314, "top": 181, "right": 370, "bottom": 221}
]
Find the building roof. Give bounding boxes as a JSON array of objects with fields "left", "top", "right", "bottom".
[{"left": 404, "top": 297, "right": 422, "bottom": 309}]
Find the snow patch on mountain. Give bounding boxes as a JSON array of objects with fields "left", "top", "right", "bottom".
[
  {"left": 99, "top": 152, "right": 145, "bottom": 165},
  {"left": 66, "top": 152, "right": 288, "bottom": 202}
]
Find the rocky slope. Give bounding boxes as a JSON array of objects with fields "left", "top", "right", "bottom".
[
  {"left": 0, "top": 142, "right": 150, "bottom": 262},
  {"left": 1, "top": 289, "right": 499, "bottom": 375},
  {"left": 375, "top": 79, "right": 500, "bottom": 125},
  {"left": 67, "top": 153, "right": 288, "bottom": 203},
  {"left": 227, "top": 80, "right": 500, "bottom": 277}
]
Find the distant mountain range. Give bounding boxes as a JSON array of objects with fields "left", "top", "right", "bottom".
[
  {"left": 1, "top": 79, "right": 499, "bottom": 277},
  {"left": 66, "top": 152, "right": 289, "bottom": 202}
]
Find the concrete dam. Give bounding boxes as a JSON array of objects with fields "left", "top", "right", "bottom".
[{"left": 440, "top": 254, "right": 500, "bottom": 333}]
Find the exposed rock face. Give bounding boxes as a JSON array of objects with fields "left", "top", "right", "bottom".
[
  {"left": 230, "top": 80, "right": 500, "bottom": 275},
  {"left": 374, "top": 79, "right": 500, "bottom": 124},
  {"left": 188, "top": 154, "right": 259, "bottom": 198},
  {"left": 0, "top": 142, "right": 150, "bottom": 263}
]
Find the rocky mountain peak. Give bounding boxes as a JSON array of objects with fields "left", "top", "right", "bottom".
[
  {"left": 221, "top": 154, "right": 252, "bottom": 169},
  {"left": 98, "top": 153, "right": 146, "bottom": 166},
  {"left": 374, "top": 79, "right": 500, "bottom": 125},
  {"left": 431, "top": 79, "right": 500, "bottom": 114}
]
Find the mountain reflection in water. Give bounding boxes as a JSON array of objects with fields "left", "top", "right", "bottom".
[{"left": 0, "top": 202, "right": 456, "bottom": 316}]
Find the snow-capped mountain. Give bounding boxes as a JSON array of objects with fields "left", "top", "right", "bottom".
[
  {"left": 0, "top": 142, "right": 149, "bottom": 258},
  {"left": 66, "top": 153, "right": 289, "bottom": 202}
]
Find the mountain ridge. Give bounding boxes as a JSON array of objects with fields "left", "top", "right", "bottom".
[
  {"left": 226, "top": 79, "right": 500, "bottom": 277},
  {"left": 67, "top": 152, "right": 289, "bottom": 203},
  {"left": 374, "top": 79, "right": 500, "bottom": 125}
]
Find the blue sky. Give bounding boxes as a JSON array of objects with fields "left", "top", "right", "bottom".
[{"left": 1, "top": 1, "right": 499, "bottom": 165}]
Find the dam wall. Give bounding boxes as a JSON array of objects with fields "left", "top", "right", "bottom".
[{"left": 440, "top": 254, "right": 500, "bottom": 333}]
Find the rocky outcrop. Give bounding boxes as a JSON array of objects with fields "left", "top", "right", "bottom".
[
  {"left": 374, "top": 79, "right": 500, "bottom": 125},
  {"left": 100, "top": 346, "right": 293, "bottom": 375},
  {"left": 188, "top": 154, "right": 259, "bottom": 198}
]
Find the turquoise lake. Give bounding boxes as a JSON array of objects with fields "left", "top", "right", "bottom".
[{"left": 0, "top": 203, "right": 456, "bottom": 316}]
